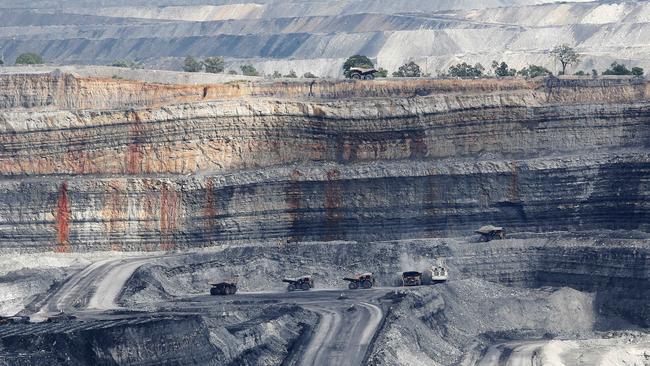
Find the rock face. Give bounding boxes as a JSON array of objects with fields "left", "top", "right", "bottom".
[
  {"left": 1, "top": 0, "right": 650, "bottom": 76},
  {"left": 0, "top": 73, "right": 649, "bottom": 252}
]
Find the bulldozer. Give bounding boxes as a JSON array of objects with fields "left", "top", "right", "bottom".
[
  {"left": 210, "top": 277, "right": 238, "bottom": 295},
  {"left": 475, "top": 225, "right": 506, "bottom": 242},
  {"left": 343, "top": 272, "right": 376, "bottom": 289},
  {"left": 349, "top": 67, "right": 378, "bottom": 80},
  {"left": 282, "top": 275, "right": 314, "bottom": 292}
]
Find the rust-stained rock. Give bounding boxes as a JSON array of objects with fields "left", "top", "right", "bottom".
[{"left": 0, "top": 74, "right": 648, "bottom": 252}]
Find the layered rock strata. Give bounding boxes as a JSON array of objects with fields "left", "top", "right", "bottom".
[{"left": 0, "top": 73, "right": 648, "bottom": 252}]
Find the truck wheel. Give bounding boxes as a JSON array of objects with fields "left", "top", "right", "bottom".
[
  {"left": 348, "top": 282, "right": 359, "bottom": 290},
  {"left": 288, "top": 284, "right": 296, "bottom": 292},
  {"left": 361, "top": 280, "right": 372, "bottom": 289},
  {"left": 210, "top": 288, "right": 218, "bottom": 296},
  {"left": 301, "top": 282, "right": 311, "bottom": 291},
  {"left": 351, "top": 73, "right": 362, "bottom": 79},
  {"left": 363, "top": 74, "right": 374, "bottom": 80}
]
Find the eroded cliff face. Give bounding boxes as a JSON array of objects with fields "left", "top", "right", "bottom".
[{"left": 0, "top": 73, "right": 648, "bottom": 252}]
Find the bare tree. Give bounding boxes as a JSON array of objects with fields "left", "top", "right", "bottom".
[{"left": 551, "top": 44, "right": 581, "bottom": 75}]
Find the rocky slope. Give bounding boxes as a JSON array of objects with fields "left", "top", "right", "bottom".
[
  {"left": 1, "top": 1, "right": 649, "bottom": 76},
  {"left": 114, "top": 234, "right": 648, "bottom": 365},
  {"left": 0, "top": 73, "right": 648, "bottom": 252}
]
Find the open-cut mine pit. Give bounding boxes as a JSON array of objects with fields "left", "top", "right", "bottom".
[{"left": 0, "top": 71, "right": 648, "bottom": 365}]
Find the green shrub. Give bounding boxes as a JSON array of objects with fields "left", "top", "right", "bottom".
[
  {"left": 183, "top": 56, "right": 202, "bottom": 72},
  {"left": 491, "top": 61, "right": 516, "bottom": 77},
  {"left": 240, "top": 64, "right": 259, "bottom": 76},
  {"left": 446, "top": 62, "right": 485, "bottom": 78},
  {"left": 375, "top": 68, "right": 388, "bottom": 78},
  {"left": 517, "top": 65, "right": 552, "bottom": 78},
  {"left": 392, "top": 61, "right": 421, "bottom": 77},
  {"left": 15, "top": 52, "right": 43, "bottom": 65},
  {"left": 203, "top": 57, "right": 225, "bottom": 73}
]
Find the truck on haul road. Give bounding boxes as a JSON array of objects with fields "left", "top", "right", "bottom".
[{"left": 343, "top": 272, "right": 376, "bottom": 289}]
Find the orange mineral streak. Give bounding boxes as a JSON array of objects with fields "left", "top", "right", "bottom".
[
  {"left": 54, "top": 182, "right": 71, "bottom": 253},
  {"left": 159, "top": 183, "right": 180, "bottom": 251}
]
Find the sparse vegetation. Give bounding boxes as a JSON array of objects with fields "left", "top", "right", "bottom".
[
  {"left": 111, "top": 60, "right": 130, "bottom": 68},
  {"left": 517, "top": 65, "right": 552, "bottom": 79},
  {"left": 284, "top": 70, "right": 297, "bottom": 78},
  {"left": 592, "top": 69, "right": 598, "bottom": 78},
  {"left": 574, "top": 70, "right": 586, "bottom": 76},
  {"left": 15, "top": 52, "right": 44, "bottom": 65},
  {"left": 343, "top": 55, "right": 374, "bottom": 78},
  {"left": 601, "top": 62, "right": 644, "bottom": 76},
  {"left": 491, "top": 61, "right": 516, "bottom": 77},
  {"left": 446, "top": 62, "right": 485, "bottom": 78},
  {"left": 111, "top": 60, "right": 142, "bottom": 69},
  {"left": 228, "top": 70, "right": 238, "bottom": 75},
  {"left": 203, "top": 57, "right": 225, "bottom": 73},
  {"left": 303, "top": 72, "right": 318, "bottom": 78},
  {"left": 551, "top": 44, "right": 580, "bottom": 75},
  {"left": 375, "top": 68, "right": 388, "bottom": 78},
  {"left": 240, "top": 64, "right": 259, "bottom": 76},
  {"left": 183, "top": 56, "right": 202, "bottom": 72},
  {"left": 271, "top": 71, "right": 282, "bottom": 78},
  {"left": 392, "top": 61, "right": 421, "bottom": 77}
]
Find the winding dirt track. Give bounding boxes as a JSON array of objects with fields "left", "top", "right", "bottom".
[{"left": 28, "top": 255, "right": 387, "bottom": 366}]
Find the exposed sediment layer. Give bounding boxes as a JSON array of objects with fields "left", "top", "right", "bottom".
[{"left": 0, "top": 74, "right": 648, "bottom": 252}]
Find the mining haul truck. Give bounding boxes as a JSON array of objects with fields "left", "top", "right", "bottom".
[
  {"left": 283, "top": 276, "right": 314, "bottom": 292},
  {"left": 475, "top": 225, "right": 506, "bottom": 242},
  {"left": 349, "top": 67, "right": 378, "bottom": 80},
  {"left": 402, "top": 271, "right": 422, "bottom": 286},
  {"left": 210, "top": 279, "right": 238, "bottom": 295},
  {"left": 343, "top": 272, "right": 376, "bottom": 289}
]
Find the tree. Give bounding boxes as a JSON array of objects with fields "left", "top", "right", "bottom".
[
  {"left": 602, "top": 62, "right": 632, "bottom": 75},
  {"left": 183, "top": 56, "right": 202, "bottom": 72},
  {"left": 517, "top": 65, "right": 552, "bottom": 78},
  {"left": 303, "top": 72, "right": 318, "bottom": 78},
  {"left": 491, "top": 61, "right": 516, "bottom": 77},
  {"left": 631, "top": 67, "right": 644, "bottom": 76},
  {"left": 15, "top": 52, "right": 43, "bottom": 65},
  {"left": 0, "top": 59, "right": 4, "bottom": 65},
  {"left": 393, "top": 61, "right": 422, "bottom": 77},
  {"left": 203, "top": 57, "right": 224, "bottom": 73},
  {"left": 284, "top": 70, "right": 297, "bottom": 78},
  {"left": 550, "top": 44, "right": 580, "bottom": 75},
  {"left": 446, "top": 62, "right": 485, "bottom": 78},
  {"left": 591, "top": 69, "right": 598, "bottom": 78},
  {"left": 240, "top": 64, "right": 259, "bottom": 76},
  {"left": 342, "top": 55, "right": 374, "bottom": 78},
  {"left": 574, "top": 70, "right": 586, "bottom": 76}
]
